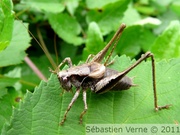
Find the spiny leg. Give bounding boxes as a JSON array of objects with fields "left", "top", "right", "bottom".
[
  {"left": 50, "top": 57, "right": 73, "bottom": 73},
  {"left": 115, "top": 52, "right": 171, "bottom": 110},
  {"left": 59, "top": 57, "right": 73, "bottom": 68},
  {"left": 86, "top": 54, "right": 95, "bottom": 63},
  {"left": 79, "top": 89, "right": 88, "bottom": 124},
  {"left": 150, "top": 53, "right": 171, "bottom": 110},
  {"left": 60, "top": 88, "right": 80, "bottom": 125}
]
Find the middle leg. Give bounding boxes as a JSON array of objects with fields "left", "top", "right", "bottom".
[{"left": 79, "top": 89, "right": 88, "bottom": 124}]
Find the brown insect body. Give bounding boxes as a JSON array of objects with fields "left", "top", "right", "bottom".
[
  {"left": 50, "top": 23, "right": 170, "bottom": 125},
  {"left": 58, "top": 63, "right": 133, "bottom": 93},
  {"left": 93, "top": 68, "right": 133, "bottom": 93}
]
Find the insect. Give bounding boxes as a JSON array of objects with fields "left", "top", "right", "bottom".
[{"left": 50, "top": 23, "right": 171, "bottom": 125}]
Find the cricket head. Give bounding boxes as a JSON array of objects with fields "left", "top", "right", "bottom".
[
  {"left": 57, "top": 70, "right": 72, "bottom": 91},
  {"left": 49, "top": 66, "right": 73, "bottom": 91}
]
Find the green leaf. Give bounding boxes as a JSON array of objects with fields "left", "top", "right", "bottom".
[
  {"left": 121, "top": 3, "right": 142, "bottom": 25},
  {"left": 171, "top": 1, "right": 180, "bottom": 16},
  {"left": 48, "top": 13, "right": 84, "bottom": 46},
  {"left": 0, "top": 21, "right": 31, "bottom": 67},
  {"left": 86, "top": 0, "right": 120, "bottom": 9},
  {"left": 0, "top": 90, "right": 13, "bottom": 131},
  {"left": 0, "top": 75, "right": 19, "bottom": 89},
  {"left": 2, "top": 55, "right": 179, "bottom": 134},
  {"left": 66, "top": 0, "right": 79, "bottom": 15},
  {"left": 20, "top": 0, "right": 65, "bottom": 13},
  {"left": 83, "top": 22, "right": 105, "bottom": 59},
  {"left": 135, "top": 5, "right": 156, "bottom": 15},
  {"left": 0, "top": 0, "right": 14, "bottom": 51},
  {"left": 151, "top": 20, "right": 180, "bottom": 59},
  {"left": 86, "top": 0, "right": 130, "bottom": 35},
  {"left": 0, "top": 87, "right": 20, "bottom": 132}
]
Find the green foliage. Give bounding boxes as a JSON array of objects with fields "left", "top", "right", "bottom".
[
  {"left": 86, "top": 0, "right": 130, "bottom": 35},
  {"left": 151, "top": 21, "right": 180, "bottom": 60},
  {"left": 20, "top": 0, "right": 65, "bottom": 13},
  {"left": 0, "top": 21, "right": 31, "bottom": 67},
  {"left": 83, "top": 22, "right": 105, "bottom": 59},
  {"left": 0, "top": 0, "right": 180, "bottom": 134},
  {"left": 0, "top": 0, "right": 14, "bottom": 51},
  {"left": 48, "top": 13, "right": 84, "bottom": 46}
]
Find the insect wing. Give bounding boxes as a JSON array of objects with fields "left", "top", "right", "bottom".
[{"left": 94, "top": 72, "right": 125, "bottom": 94}]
